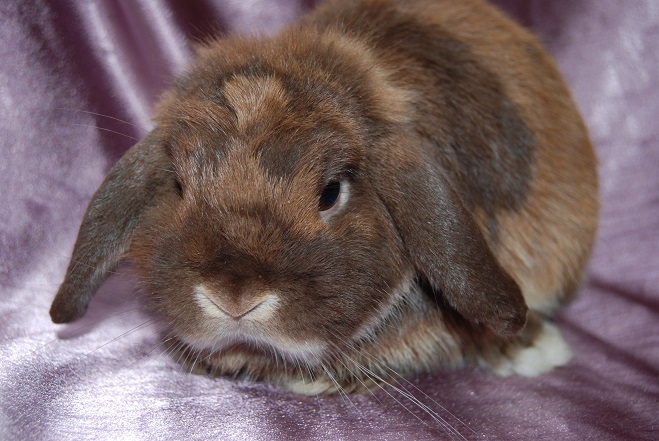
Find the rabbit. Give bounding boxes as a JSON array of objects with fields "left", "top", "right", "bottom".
[{"left": 50, "top": 0, "right": 598, "bottom": 395}]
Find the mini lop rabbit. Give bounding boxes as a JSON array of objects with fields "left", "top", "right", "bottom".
[{"left": 51, "top": 0, "right": 598, "bottom": 394}]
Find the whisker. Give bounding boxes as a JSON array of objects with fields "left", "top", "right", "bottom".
[
  {"left": 379, "top": 364, "right": 477, "bottom": 437},
  {"left": 84, "top": 318, "right": 156, "bottom": 357},
  {"left": 42, "top": 306, "right": 146, "bottom": 346},
  {"left": 294, "top": 357, "right": 305, "bottom": 386},
  {"left": 271, "top": 346, "right": 281, "bottom": 373},
  {"left": 304, "top": 359, "right": 317, "bottom": 383},
  {"left": 50, "top": 250, "right": 131, "bottom": 278},
  {"left": 188, "top": 347, "right": 203, "bottom": 374},
  {"left": 197, "top": 348, "right": 216, "bottom": 369},
  {"left": 322, "top": 364, "right": 354, "bottom": 407},
  {"left": 345, "top": 358, "right": 431, "bottom": 429},
  {"left": 327, "top": 331, "right": 467, "bottom": 439},
  {"left": 352, "top": 360, "right": 465, "bottom": 440},
  {"left": 323, "top": 341, "right": 423, "bottom": 423},
  {"left": 69, "top": 123, "right": 140, "bottom": 142},
  {"left": 128, "top": 332, "right": 176, "bottom": 369},
  {"left": 57, "top": 107, "right": 145, "bottom": 130},
  {"left": 161, "top": 340, "right": 185, "bottom": 366},
  {"left": 333, "top": 355, "right": 384, "bottom": 405},
  {"left": 173, "top": 341, "right": 190, "bottom": 367},
  {"left": 348, "top": 327, "right": 474, "bottom": 437}
]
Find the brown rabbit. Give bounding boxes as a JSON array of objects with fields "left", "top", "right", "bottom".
[{"left": 50, "top": 0, "right": 598, "bottom": 395}]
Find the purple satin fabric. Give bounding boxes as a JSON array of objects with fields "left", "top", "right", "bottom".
[{"left": 1, "top": 1, "right": 657, "bottom": 439}]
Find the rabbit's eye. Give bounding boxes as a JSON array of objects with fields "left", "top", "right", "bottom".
[
  {"left": 174, "top": 180, "right": 183, "bottom": 197},
  {"left": 319, "top": 181, "right": 341, "bottom": 211},
  {"left": 319, "top": 179, "right": 350, "bottom": 219}
]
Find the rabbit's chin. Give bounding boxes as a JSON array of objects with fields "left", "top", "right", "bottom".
[{"left": 177, "top": 330, "right": 329, "bottom": 367}]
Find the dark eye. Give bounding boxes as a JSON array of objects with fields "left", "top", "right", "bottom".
[
  {"left": 319, "top": 181, "right": 341, "bottom": 211},
  {"left": 174, "top": 179, "right": 183, "bottom": 197}
]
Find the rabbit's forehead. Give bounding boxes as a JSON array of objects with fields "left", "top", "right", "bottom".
[
  {"left": 162, "top": 78, "right": 362, "bottom": 185},
  {"left": 221, "top": 75, "right": 290, "bottom": 132}
]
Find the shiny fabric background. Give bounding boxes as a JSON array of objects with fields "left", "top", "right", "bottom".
[{"left": 1, "top": 1, "right": 657, "bottom": 439}]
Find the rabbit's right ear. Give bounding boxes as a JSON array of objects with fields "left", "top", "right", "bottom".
[
  {"left": 371, "top": 135, "right": 528, "bottom": 336},
  {"left": 50, "top": 130, "right": 170, "bottom": 323}
]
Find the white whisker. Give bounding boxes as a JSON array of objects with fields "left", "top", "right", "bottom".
[
  {"left": 128, "top": 332, "right": 176, "bottom": 368},
  {"left": 322, "top": 365, "right": 354, "bottom": 407},
  {"left": 84, "top": 319, "right": 156, "bottom": 357},
  {"left": 38, "top": 306, "right": 145, "bottom": 352},
  {"left": 69, "top": 123, "right": 140, "bottom": 142},
  {"left": 327, "top": 330, "right": 469, "bottom": 439},
  {"left": 57, "top": 107, "right": 145, "bottom": 130},
  {"left": 352, "top": 361, "right": 465, "bottom": 440},
  {"left": 380, "top": 364, "right": 477, "bottom": 437}
]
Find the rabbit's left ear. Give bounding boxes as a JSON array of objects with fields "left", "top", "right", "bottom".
[
  {"left": 50, "top": 129, "right": 170, "bottom": 324},
  {"left": 372, "top": 139, "right": 528, "bottom": 336}
]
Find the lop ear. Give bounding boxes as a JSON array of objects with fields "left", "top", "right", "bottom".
[
  {"left": 50, "top": 130, "right": 170, "bottom": 323},
  {"left": 373, "top": 139, "right": 528, "bottom": 336}
]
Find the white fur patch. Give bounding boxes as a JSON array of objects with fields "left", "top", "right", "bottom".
[
  {"left": 494, "top": 321, "right": 572, "bottom": 377},
  {"left": 285, "top": 378, "right": 336, "bottom": 396},
  {"left": 194, "top": 286, "right": 225, "bottom": 318}
]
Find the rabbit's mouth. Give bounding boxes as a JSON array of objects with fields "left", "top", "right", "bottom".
[
  {"left": 173, "top": 315, "right": 329, "bottom": 367},
  {"left": 214, "top": 333, "right": 327, "bottom": 364}
]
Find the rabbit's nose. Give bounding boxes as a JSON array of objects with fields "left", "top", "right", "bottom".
[
  {"left": 210, "top": 295, "right": 266, "bottom": 319},
  {"left": 194, "top": 284, "right": 278, "bottom": 321}
]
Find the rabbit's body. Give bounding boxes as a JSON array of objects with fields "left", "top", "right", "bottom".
[{"left": 51, "top": 0, "right": 598, "bottom": 394}]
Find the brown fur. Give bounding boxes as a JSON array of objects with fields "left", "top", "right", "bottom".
[{"left": 51, "top": 0, "right": 598, "bottom": 394}]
